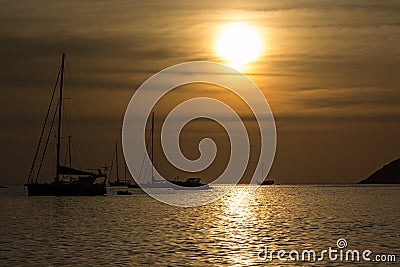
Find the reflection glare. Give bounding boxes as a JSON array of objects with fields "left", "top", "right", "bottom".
[{"left": 219, "top": 186, "right": 259, "bottom": 266}]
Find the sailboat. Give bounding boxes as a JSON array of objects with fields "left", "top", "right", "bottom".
[
  {"left": 257, "top": 163, "right": 274, "bottom": 185},
  {"left": 138, "top": 112, "right": 209, "bottom": 190},
  {"left": 108, "top": 142, "right": 131, "bottom": 187},
  {"left": 25, "top": 53, "right": 107, "bottom": 196},
  {"left": 138, "top": 112, "right": 175, "bottom": 189}
]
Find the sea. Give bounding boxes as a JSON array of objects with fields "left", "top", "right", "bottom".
[{"left": 0, "top": 185, "right": 399, "bottom": 266}]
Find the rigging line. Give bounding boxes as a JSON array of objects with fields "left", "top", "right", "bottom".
[
  {"left": 35, "top": 101, "right": 59, "bottom": 183},
  {"left": 69, "top": 93, "right": 92, "bottom": 167},
  {"left": 62, "top": 105, "right": 73, "bottom": 157},
  {"left": 27, "top": 66, "right": 61, "bottom": 184},
  {"left": 116, "top": 142, "right": 119, "bottom": 182},
  {"left": 62, "top": 99, "right": 81, "bottom": 170},
  {"left": 62, "top": 102, "right": 70, "bottom": 130},
  {"left": 60, "top": 105, "right": 73, "bottom": 181},
  {"left": 63, "top": 102, "right": 74, "bottom": 141},
  {"left": 138, "top": 127, "right": 152, "bottom": 182},
  {"left": 64, "top": 58, "right": 91, "bottom": 168},
  {"left": 155, "top": 130, "right": 169, "bottom": 179},
  {"left": 124, "top": 162, "right": 127, "bottom": 182},
  {"left": 66, "top": 99, "right": 88, "bottom": 168},
  {"left": 142, "top": 164, "right": 149, "bottom": 184},
  {"left": 68, "top": 135, "right": 72, "bottom": 181},
  {"left": 138, "top": 152, "right": 146, "bottom": 182},
  {"left": 71, "top": 141, "right": 80, "bottom": 170},
  {"left": 64, "top": 139, "right": 68, "bottom": 166},
  {"left": 62, "top": 105, "right": 71, "bottom": 168},
  {"left": 109, "top": 145, "right": 116, "bottom": 182}
]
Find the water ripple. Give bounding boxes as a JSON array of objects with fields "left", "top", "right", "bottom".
[{"left": 0, "top": 185, "right": 399, "bottom": 266}]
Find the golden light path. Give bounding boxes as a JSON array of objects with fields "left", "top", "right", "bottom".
[{"left": 215, "top": 22, "right": 263, "bottom": 71}]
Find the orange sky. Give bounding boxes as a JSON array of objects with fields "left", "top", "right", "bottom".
[{"left": 1, "top": 0, "right": 400, "bottom": 184}]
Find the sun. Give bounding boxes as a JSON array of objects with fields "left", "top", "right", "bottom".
[{"left": 215, "top": 22, "right": 263, "bottom": 71}]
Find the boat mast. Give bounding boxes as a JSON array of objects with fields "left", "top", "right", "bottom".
[
  {"left": 55, "top": 53, "right": 66, "bottom": 183},
  {"left": 262, "top": 162, "right": 264, "bottom": 179},
  {"left": 123, "top": 141, "right": 127, "bottom": 183},
  {"left": 151, "top": 112, "right": 155, "bottom": 184},
  {"left": 68, "top": 135, "right": 72, "bottom": 180},
  {"left": 124, "top": 163, "right": 127, "bottom": 183},
  {"left": 115, "top": 141, "right": 119, "bottom": 182}
]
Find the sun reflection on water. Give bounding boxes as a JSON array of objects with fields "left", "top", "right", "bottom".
[
  {"left": 217, "top": 186, "right": 261, "bottom": 266},
  {"left": 2, "top": 186, "right": 398, "bottom": 266}
]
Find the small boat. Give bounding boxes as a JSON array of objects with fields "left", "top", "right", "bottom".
[
  {"left": 0, "top": 185, "right": 8, "bottom": 189},
  {"left": 136, "top": 113, "right": 175, "bottom": 189},
  {"left": 109, "top": 180, "right": 130, "bottom": 187},
  {"left": 108, "top": 142, "right": 140, "bottom": 188},
  {"left": 108, "top": 142, "right": 130, "bottom": 187},
  {"left": 116, "top": 190, "right": 132, "bottom": 195},
  {"left": 25, "top": 54, "right": 107, "bottom": 196},
  {"left": 256, "top": 163, "right": 274, "bottom": 185},
  {"left": 135, "top": 113, "right": 210, "bottom": 190},
  {"left": 257, "top": 180, "right": 275, "bottom": 185},
  {"left": 170, "top": 177, "right": 210, "bottom": 190}
]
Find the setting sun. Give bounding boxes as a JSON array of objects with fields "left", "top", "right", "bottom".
[{"left": 215, "top": 22, "right": 263, "bottom": 71}]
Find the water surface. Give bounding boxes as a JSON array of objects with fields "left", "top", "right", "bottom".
[{"left": 0, "top": 185, "right": 399, "bottom": 266}]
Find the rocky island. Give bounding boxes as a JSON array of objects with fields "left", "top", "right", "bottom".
[{"left": 359, "top": 157, "right": 400, "bottom": 184}]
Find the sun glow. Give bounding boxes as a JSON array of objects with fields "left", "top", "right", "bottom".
[{"left": 215, "top": 22, "right": 263, "bottom": 71}]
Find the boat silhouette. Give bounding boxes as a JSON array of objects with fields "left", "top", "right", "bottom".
[
  {"left": 256, "top": 163, "right": 274, "bottom": 185},
  {"left": 257, "top": 180, "right": 275, "bottom": 185},
  {"left": 108, "top": 142, "right": 136, "bottom": 187},
  {"left": 137, "top": 113, "right": 209, "bottom": 190},
  {"left": 116, "top": 190, "right": 132, "bottom": 195},
  {"left": 170, "top": 177, "right": 210, "bottom": 190},
  {"left": 25, "top": 54, "right": 107, "bottom": 196}
]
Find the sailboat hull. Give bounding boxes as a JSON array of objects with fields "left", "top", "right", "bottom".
[
  {"left": 26, "top": 182, "right": 107, "bottom": 196},
  {"left": 257, "top": 180, "right": 274, "bottom": 185},
  {"left": 108, "top": 181, "right": 130, "bottom": 187}
]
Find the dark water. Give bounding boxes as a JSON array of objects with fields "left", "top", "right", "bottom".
[{"left": 0, "top": 185, "right": 399, "bottom": 266}]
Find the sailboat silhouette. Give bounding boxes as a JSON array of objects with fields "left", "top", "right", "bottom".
[{"left": 25, "top": 54, "right": 107, "bottom": 196}]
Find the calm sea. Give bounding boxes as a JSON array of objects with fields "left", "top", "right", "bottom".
[{"left": 0, "top": 185, "right": 399, "bottom": 266}]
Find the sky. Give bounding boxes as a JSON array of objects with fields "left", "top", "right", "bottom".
[{"left": 1, "top": 0, "right": 400, "bottom": 184}]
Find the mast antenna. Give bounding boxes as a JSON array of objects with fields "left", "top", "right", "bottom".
[
  {"left": 55, "top": 53, "right": 66, "bottom": 183},
  {"left": 151, "top": 112, "right": 155, "bottom": 184}
]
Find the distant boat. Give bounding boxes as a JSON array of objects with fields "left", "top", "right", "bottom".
[
  {"left": 170, "top": 177, "right": 210, "bottom": 190},
  {"left": 137, "top": 113, "right": 209, "bottom": 190},
  {"left": 25, "top": 54, "right": 107, "bottom": 196},
  {"left": 108, "top": 142, "right": 131, "bottom": 187},
  {"left": 257, "top": 180, "right": 275, "bottom": 185},
  {"left": 137, "top": 112, "right": 175, "bottom": 189},
  {"left": 0, "top": 185, "right": 8, "bottom": 189},
  {"left": 257, "top": 163, "right": 275, "bottom": 185},
  {"left": 109, "top": 180, "right": 130, "bottom": 187},
  {"left": 116, "top": 190, "right": 132, "bottom": 195}
]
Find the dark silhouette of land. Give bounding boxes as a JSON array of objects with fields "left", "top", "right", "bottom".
[{"left": 359, "top": 157, "right": 400, "bottom": 184}]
